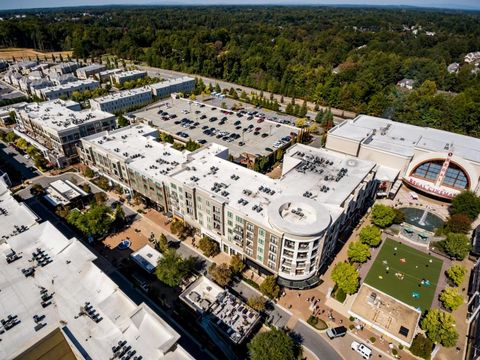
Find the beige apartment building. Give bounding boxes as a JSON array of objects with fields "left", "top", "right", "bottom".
[{"left": 78, "top": 125, "right": 378, "bottom": 288}]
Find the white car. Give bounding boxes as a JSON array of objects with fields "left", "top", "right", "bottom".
[{"left": 351, "top": 341, "right": 372, "bottom": 359}]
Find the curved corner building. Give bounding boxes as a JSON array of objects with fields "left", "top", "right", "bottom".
[{"left": 79, "top": 125, "right": 378, "bottom": 289}]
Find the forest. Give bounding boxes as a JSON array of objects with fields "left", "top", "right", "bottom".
[{"left": 0, "top": 6, "right": 480, "bottom": 135}]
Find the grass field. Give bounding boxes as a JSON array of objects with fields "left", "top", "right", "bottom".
[
  {"left": 0, "top": 48, "right": 73, "bottom": 60},
  {"left": 364, "top": 238, "right": 443, "bottom": 311}
]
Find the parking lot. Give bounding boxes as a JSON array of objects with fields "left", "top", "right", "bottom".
[{"left": 133, "top": 97, "right": 299, "bottom": 157}]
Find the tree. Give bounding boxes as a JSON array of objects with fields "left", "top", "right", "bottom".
[
  {"left": 359, "top": 225, "right": 382, "bottom": 247},
  {"left": 348, "top": 241, "right": 371, "bottom": 263},
  {"left": 5, "top": 131, "right": 17, "bottom": 143},
  {"left": 393, "top": 208, "right": 405, "bottom": 224},
  {"left": 248, "top": 328, "right": 296, "bottom": 360},
  {"left": 83, "top": 167, "right": 95, "bottom": 178},
  {"left": 409, "top": 334, "right": 433, "bottom": 360},
  {"left": 331, "top": 262, "right": 359, "bottom": 295},
  {"left": 208, "top": 263, "right": 232, "bottom": 286},
  {"left": 198, "top": 236, "right": 220, "bottom": 257},
  {"left": 94, "top": 192, "right": 107, "bottom": 204},
  {"left": 442, "top": 213, "right": 472, "bottom": 234},
  {"left": 170, "top": 219, "right": 186, "bottom": 236},
  {"left": 214, "top": 83, "right": 221, "bottom": 93},
  {"left": 158, "top": 233, "right": 169, "bottom": 254},
  {"left": 438, "top": 232, "right": 471, "bottom": 260},
  {"left": 259, "top": 276, "right": 281, "bottom": 299},
  {"left": 420, "top": 309, "right": 458, "bottom": 347},
  {"left": 446, "top": 264, "right": 467, "bottom": 287},
  {"left": 371, "top": 204, "right": 396, "bottom": 228},
  {"left": 439, "top": 287, "right": 464, "bottom": 311},
  {"left": 15, "top": 138, "right": 28, "bottom": 150},
  {"left": 155, "top": 249, "right": 194, "bottom": 287},
  {"left": 117, "top": 115, "right": 129, "bottom": 128},
  {"left": 30, "top": 183, "right": 45, "bottom": 196},
  {"left": 66, "top": 205, "right": 113, "bottom": 237},
  {"left": 230, "top": 254, "right": 245, "bottom": 275},
  {"left": 247, "top": 295, "right": 266, "bottom": 312},
  {"left": 450, "top": 191, "right": 480, "bottom": 221}
]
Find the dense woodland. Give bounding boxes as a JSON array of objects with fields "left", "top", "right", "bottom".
[{"left": 1, "top": 6, "right": 480, "bottom": 135}]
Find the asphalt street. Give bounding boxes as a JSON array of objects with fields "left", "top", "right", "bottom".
[{"left": 0, "top": 141, "right": 40, "bottom": 184}]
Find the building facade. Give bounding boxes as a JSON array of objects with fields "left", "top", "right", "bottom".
[
  {"left": 326, "top": 115, "right": 480, "bottom": 200},
  {"left": 112, "top": 70, "right": 147, "bottom": 85},
  {"left": 15, "top": 99, "right": 116, "bottom": 167},
  {"left": 78, "top": 125, "right": 378, "bottom": 288},
  {"left": 149, "top": 77, "right": 195, "bottom": 98},
  {"left": 76, "top": 64, "right": 107, "bottom": 79},
  {"left": 89, "top": 87, "right": 153, "bottom": 114},
  {"left": 40, "top": 79, "right": 99, "bottom": 100}
]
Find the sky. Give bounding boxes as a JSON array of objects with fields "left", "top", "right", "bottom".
[{"left": 0, "top": 0, "right": 479, "bottom": 11}]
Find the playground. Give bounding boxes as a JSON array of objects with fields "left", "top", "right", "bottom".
[{"left": 364, "top": 238, "right": 443, "bottom": 311}]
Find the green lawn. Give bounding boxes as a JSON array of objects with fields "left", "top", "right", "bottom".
[{"left": 364, "top": 238, "right": 443, "bottom": 311}]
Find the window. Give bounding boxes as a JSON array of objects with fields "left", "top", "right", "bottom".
[
  {"left": 258, "top": 238, "right": 264, "bottom": 245},
  {"left": 259, "top": 228, "right": 265, "bottom": 237},
  {"left": 270, "top": 235, "right": 278, "bottom": 245},
  {"left": 257, "top": 247, "right": 264, "bottom": 254},
  {"left": 257, "top": 254, "right": 263, "bottom": 262},
  {"left": 227, "top": 211, "right": 233, "bottom": 218},
  {"left": 442, "top": 164, "right": 468, "bottom": 189},
  {"left": 268, "top": 261, "right": 276, "bottom": 270},
  {"left": 227, "top": 220, "right": 233, "bottom": 227},
  {"left": 412, "top": 161, "right": 442, "bottom": 181},
  {"left": 235, "top": 216, "right": 243, "bottom": 223}
]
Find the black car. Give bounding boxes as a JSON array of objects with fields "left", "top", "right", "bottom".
[
  {"left": 234, "top": 120, "right": 241, "bottom": 126},
  {"left": 200, "top": 114, "right": 207, "bottom": 119},
  {"left": 261, "top": 133, "right": 268, "bottom": 138},
  {"left": 174, "top": 120, "right": 181, "bottom": 125},
  {"left": 202, "top": 125, "right": 209, "bottom": 130},
  {"left": 198, "top": 139, "right": 207, "bottom": 144}
]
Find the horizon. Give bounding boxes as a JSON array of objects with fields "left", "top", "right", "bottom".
[{"left": 0, "top": 1, "right": 479, "bottom": 12}]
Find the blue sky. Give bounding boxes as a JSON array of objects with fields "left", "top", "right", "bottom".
[{"left": 0, "top": 0, "right": 479, "bottom": 10}]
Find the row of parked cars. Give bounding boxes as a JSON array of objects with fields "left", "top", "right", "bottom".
[{"left": 326, "top": 326, "right": 372, "bottom": 359}]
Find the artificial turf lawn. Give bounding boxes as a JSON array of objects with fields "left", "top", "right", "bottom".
[{"left": 364, "top": 238, "right": 443, "bottom": 311}]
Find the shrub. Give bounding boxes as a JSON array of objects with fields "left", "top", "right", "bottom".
[
  {"left": 83, "top": 167, "right": 95, "bottom": 178},
  {"left": 371, "top": 204, "right": 396, "bottom": 228},
  {"left": 208, "top": 263, "right": 232, "bottom": 287},
  {"left": 348, "top": 241, "right": 371, "bottom": 263},
  {"left": 247, "top": 295, "right": 267, "bottom": 312},
  {"left": 334, "top": 287, "right": 347, "bottom": 303},
  {"left": 392, "top": 349, "right": 398, "bottom": 356},
  {"left": 442, "top": 214, "right": 472, "bottom": 234},
  {"left": 393, "top": 208, "right": 406, "bottom": 224},
  {"left": 439, "top": 287, "right": 464, "bottom": 311},
  {"left": 450, "top": 191, "right": 480, "bottom": 221},
  {"left": 369, "top": 337, "right": 376, "bottom": 343},
  {"left": 349, "top": 324, "right": 355, "bottom": 330}
]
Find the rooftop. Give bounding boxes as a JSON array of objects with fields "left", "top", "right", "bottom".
[
  {"left": 130, "top": 244, "right": 163, "bottom": 274},
  {"left": 91, "top": 86, "right": 152, "bottom": 105},
  {"left": 180, "top": 276, "right": 260, "bottom": 344},
  {"left": 115, "top": 70, "right": 147, "bottom": 78},
  {"left": 42, "top": 78, "right": 98, "bottom": 94},
  {"left": 76, "top": 63, "right": 105, "bottom": 72},
  {"left": 149, "top": 76, "right": 195, "bottom": 90},
  {"left": 171, "top": 143, "right": 375, "bottom": 234},
  {"left": 19, "top": 99, "right": 114, "bottom": 132},
  {"left": 44, "top": 179, "right": 88, "bottom": 206},
  {"left": 0, "top": 182, "right": 39, "bottom": 244},
  {"left": 329, "top": 114, "right": 480, "bottom": 163},
  {"left": 0, "top": 216, "right": 192, "bottom": 360}
]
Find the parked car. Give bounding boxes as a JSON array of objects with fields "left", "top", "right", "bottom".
[
  {"left": 198, "top": 139, "right": 207, "bottom": 144},
  {"left": 326, "top": 326, "right": 347, "bottom": 339},
  {"left": 351, "top": 341, "right": 372, "bottom": 359}
]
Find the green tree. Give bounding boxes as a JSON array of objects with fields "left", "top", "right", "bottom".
[
  {"left": 66, "top": 205, "right": 113, "bottom": 237},
  {"left": 259, "top": 275, "right": 281, "bottom": 299},
  {"left": 158, "top": 233, "right": 169, "bottom": 254},
  {"left": 331, "top": 262, "right": 359, "bottom": 295},
  {"left": 117, "top": 115, "right": 129, "bottom": 128},
  {"left": 446, "top": 264, "right": 467, "bottom": 287},
  {"left": 450, "top": 191, "right": 480, "bottom": 220},
  {"left": 198, "top": 236, "right": 220, "bottom": 257},
  {"left": 247, "top": 295, "right": 266, "bottom": 312},
  {"left": 438, "top": 232, "right": 471, "bottom": 260},
  {"left": 439, "top": 287, "right": 464, "bottom": 311},
  {"left": 248, "top": 328, "right": 296, "bottom": 360},
  {"left": 214, "top": 83, "right": 221, "bottom": 93},
  {"left": 155, "top": 249, "right": 194, "bottom": 287},
  {"left": 442, "top": 213, "right": 472, "bottom": 234},
  {"left": 371, "top": 204, "right": 396, "bottom": 228},
  {"left": 359, "top": 225, "right": 382, "bottom": 247},
  {"left": 83, "top": 167, "right": 95, "bottom": 178},
  {"left": 94, "top": 192, "right": 107, "bottom": 204},
  {"left": 420, "top": 309, "right": 458, "bottom": 347},
  {"left": 229, "top": 254, "right": 245, "bottom": 275},
  {"left": 409, "top": 334, "right": 433, "bottom": 360},
  {"left": 208, "top": 263, "right": 232, "bottom": 287},
  {"left": 15, "top": 138, "right": 28, "bottom": 150},
  {"left": 185, "top": 139, "right": 201, "bottom": 151},
  {"left": 348, "top": 241, "right": 371, "bottom": 263},
  {"left": 5, "top": 131, "right": 17, "bottom": 143}
]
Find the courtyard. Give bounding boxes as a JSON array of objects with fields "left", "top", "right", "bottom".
[{"left": 364, "top": 238, "right": 443, "bottom": 312}]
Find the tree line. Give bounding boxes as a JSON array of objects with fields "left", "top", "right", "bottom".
[{"left": 1, "top": 7, "right": 480, "bottom": 134}]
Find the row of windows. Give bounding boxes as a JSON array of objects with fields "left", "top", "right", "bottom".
[{"left": 412, "top": 161, "right": 469, "bottom": 190}]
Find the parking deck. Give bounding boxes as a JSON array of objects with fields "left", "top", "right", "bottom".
[{"left": 133, "top": 97, "right": 298, "bottom": 158}]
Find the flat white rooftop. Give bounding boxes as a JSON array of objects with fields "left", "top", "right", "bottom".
[
  {"left": 44, "top": 179, "right": 88, "bottom": 206},
  {"left": 330, "top": 115, "right": 480, "bottom": 163},
  {"left": 91, "top": 86, "right": 152, "bottom": 105},
  {"left": 76, "top": 64, "right": 105, "bottom": 72},
  {"left": 115, "top": 70, "right": 147, "bottom": 78},
  {"left": 149, "top": 76, "right": 195, "bottom": 90},
  {"left": 130, "top": 244, "right": 163, "bottom": 273},
  {"left": 19, "top": 99, "right": 114, "bottom": 132},
  {"left": 42, "top": 78, "right": 99, "bottom": 93},
  {"left": 0, "top": 220, "right": 192, "bottom": 360}
]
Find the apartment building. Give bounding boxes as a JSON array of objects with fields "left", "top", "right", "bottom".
[
  {"left": 48, "top": 61, "right": 80, "bottom": 75},
  {"left": 149, "top": 77, "right": 195, "bottom": 98},
  {"left": 96, "top": 68, "right": 122, "bottom": 81},
  {"left": 39, "top": 78, "right": 100, "bottom": 100},
  {"left": 15, "top": 99, "right": 115, "bottom": 167},
  {"left": 79, "top": 125, "right": 377, "bottom": 288},
  {"left": 76, "top": 63, "right": 107, "bottom": 79},
  {"left": 112, "top": 69, "right": 147, "bottom": 85},
  {"left": 326, "top": 114, "right": 480, "bottom": 200},
  {"left": 89, "top": 87, "right": 153, "bottom": 114}
]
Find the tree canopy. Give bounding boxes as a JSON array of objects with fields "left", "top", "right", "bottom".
[
  {"left": 438, "top": 232, "right": 472, "bottom": 260},
  {"left": 259, "top": 275, "right": 281, "bottom": 299},
  {"left": 348, "top": 241, "right": 371, "bottom": 263},
  {"left": 450, "top": 191, "right": 480, "bottom": 221},
  {"left": 439, "top": 287, "right": 464, "bottom": 311},
  {"left": 371, "top": 204, "right": 396, "bottom": 228},
  {"left": 248, "top": 328, "right": 296, "bottom": 360},
  {"left": 208, "top": 263, "right": 232, "bottom": 287},
  {"left": 359, "top": 225, "right": 382, "bottom": 247},
  {"left": 155, "top": 249, "right": 195, "bottom": 287},
  {"left": 331, "top": 262, "right": 359, "bottom": 295},
  {"left": 66, "top": 204, "right": 113, "bottom": 237},
  {"left": 446, "top": 264, "right": 467, "bottom": 287},
  {"left": 420, "top": 309, "right": 458, "bottom": 347}
]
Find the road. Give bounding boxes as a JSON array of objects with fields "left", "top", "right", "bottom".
[
  {"left": 293, "top": 320, "right": 342, "bottom": 360},
  {"left": 138, "top": 64, "right": 354, "bottom": 124},
  {"left": 0, "top": 141, "right": 40, "bottom": 184}
]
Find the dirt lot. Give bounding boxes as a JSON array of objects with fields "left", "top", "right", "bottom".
[{"left": 0, "top": 48, "right": 73, "bottom": 60}]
